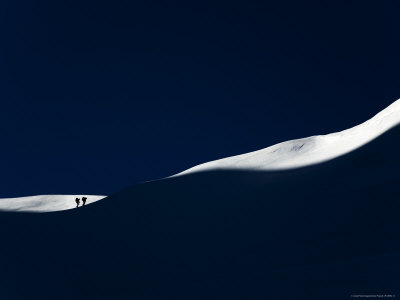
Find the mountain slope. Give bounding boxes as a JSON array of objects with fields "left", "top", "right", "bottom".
[
  {"left": 177, "top": 99, "right": 400, "bottom": 175},
  {"left": 0, "top": 122, "right": 400, "bottom": 299},
  {"left": 2, "top": 100, "right": 399, "bottom": 214}
]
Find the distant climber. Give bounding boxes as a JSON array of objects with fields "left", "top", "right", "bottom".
[
  {"left": 75, "top": 197, "right": 80, "bottom": 208},
  {"left": 82, "top": 197, "right": 87, "bottom": 206}
]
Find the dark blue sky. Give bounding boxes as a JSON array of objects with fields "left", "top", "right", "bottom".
[{"left": 1, "top": 0, "right": 400, "bottom": 197}]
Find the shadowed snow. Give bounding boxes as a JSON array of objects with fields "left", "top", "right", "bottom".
[{"left": 1, "top": 105, "right": 400, "bottom": 299}]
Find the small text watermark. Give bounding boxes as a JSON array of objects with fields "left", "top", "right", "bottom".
[{"left": 350, "top": 295, "right": 396, "bottom": 298}]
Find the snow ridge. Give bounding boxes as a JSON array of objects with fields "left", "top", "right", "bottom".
[
  {"left": 0, "top": 195, "right": 106, "bottom": 212},
  {"left": 176, "top": 99, "right": 400, "bottom": 175}
]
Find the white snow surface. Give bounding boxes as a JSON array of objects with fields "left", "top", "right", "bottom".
[
  {"left": 0, "top": 195, "right": 106, "bottom": 213},
  {"left": 176, "top": 99, "right": 400, "bottom": 175}
]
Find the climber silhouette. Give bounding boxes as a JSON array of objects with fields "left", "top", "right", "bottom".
[
  {"left": 75, "top": 197, "right": 80, "bottom": 208},
  {"left": 82, "top": 197, "right": 87, "bottom": 206}
]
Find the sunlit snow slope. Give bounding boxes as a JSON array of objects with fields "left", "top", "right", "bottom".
[
  {"left": 177, "top": 99, "right": 400, "bottom": 175},
  {"left": 0, "top": 195, "right": 106, "bottom": 212}
]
